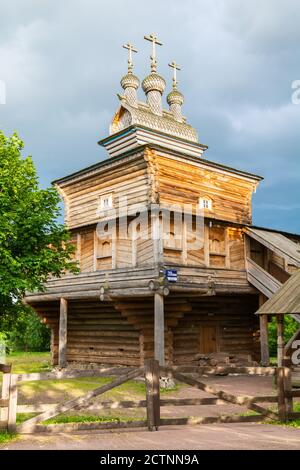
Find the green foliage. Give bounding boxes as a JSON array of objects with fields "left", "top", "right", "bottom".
[
  {"left": 3, "top": 307, "right": 50, "bottom": 352},
  {"left": 0, "top": 130, "right": 78, "bottom": 332},
  {"left": 268, "top": 315, "right": 299, "bottom": 357}
]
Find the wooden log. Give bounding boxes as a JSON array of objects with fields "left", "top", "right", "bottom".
[
  {"left": 259, "top": 314, "right": 270, "bottom": 366},
  {"left": 159, "top": 415, "right": 263, "bottom": 426},
  {"left": 277, "top": 367, "right": 286, "bottom": 422},
  {"left": 277, "top": 315, "right": 284, "bottom": 367},
  {"left": 163, "top": 368, "right": 278, "bottom": 420},
  {"left": 59, "top": 298, "right": 68, "bottom": 368},
  {"left": 154, "top": 293, "right": 165, "bottom": 366},
  {"left": 284, "top": 367, "right": 293, "bottom": 415},
  {"left": 7, "top": 374, "right": 18, "bottom": 433},
  {"left": 145, "top": 359, "right": 159, "bottom": 431},
  {"left": 19, "top": 420, "right": 148, "bottom": 434},
  {"left": 0, "top": 369, "right": 11, "bottom": 425},
  {"left": 17, "top": 367, "right": 143, "bottom": 433},
  {"left": 285, "top": 390, "right": 300, "bottom": 398},
  {"left": 15, "top": 367, "right": 135, "bottom": 382}
]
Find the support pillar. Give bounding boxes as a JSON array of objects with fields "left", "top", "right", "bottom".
[
  {"left": 154, "top": 292, "right": 165, "bottom": 366},
  {"left": 277, "top": 314, "right": 284, "bottom": 367},
  {"left": 59, "top": 297, "right": 68, "bottom": 368},
  {"left": 260, "top": 314, "right": 270, "bottom": 366}
]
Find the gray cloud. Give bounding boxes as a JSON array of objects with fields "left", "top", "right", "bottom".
[{"left": 0, "top": 0, "right": 299, "bottom": 232}]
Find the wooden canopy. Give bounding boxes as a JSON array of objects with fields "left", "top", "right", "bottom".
[{"left": 256, "top": 269, "right": 300, "bottom": 315}]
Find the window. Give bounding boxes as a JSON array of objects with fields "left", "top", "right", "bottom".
[
  {"left": 199, "top": 197, "right": 212, "bottom": 211},
  {"left": 99, "top": 193, "right": 113, "bottom": 211}
]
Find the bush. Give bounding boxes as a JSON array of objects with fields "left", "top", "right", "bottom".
[
  {"left": 268, "top": 315, "right": 299, "bottom": 357},
  {"left": 0, "top": 306, "right": 50, "bottom": 352}
]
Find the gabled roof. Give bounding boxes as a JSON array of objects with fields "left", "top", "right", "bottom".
[{"left": 256, "top": 269, "right": 300, "bottom": 315}]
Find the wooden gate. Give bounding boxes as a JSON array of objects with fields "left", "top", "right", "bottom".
[{"left": 1, "top": 361, "right": 300, "bottom": 434}]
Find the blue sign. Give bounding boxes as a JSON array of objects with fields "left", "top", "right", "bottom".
[{"left": 165, "top": 269, "right": 178, "bottom": 283}]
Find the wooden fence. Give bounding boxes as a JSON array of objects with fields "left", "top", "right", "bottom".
[{"left": 1, "top": 361, "right": 300, "bottom": 434}]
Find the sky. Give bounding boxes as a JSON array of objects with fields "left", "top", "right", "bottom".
[{"left": 0, "top": 0, "right": 299, "bottom": 233}]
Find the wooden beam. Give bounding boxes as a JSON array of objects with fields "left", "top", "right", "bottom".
[
  {"left": 259, "top": 314, "right": 270, "bottom": 366},
  {"left": 7, "top": 375, "right": 18, "bottom": 433},
  {"left": 277, "top": 314, "right": 284, "bottom": 367},
  {"left": 277, "top": 367, "right": 286, "bottom": 421},
  {"left": 17, "top": 367, "right": 143, "bottom": 433},
  {"left": 58, "top": 298, "right": 68, "bottom": 368},
  {"left": 145, "top": 359, "right": 160, "bottom": 431},
  {"left": 154, "top": 293, "right": 165, "bottom": 366},
  {"left": 0, "top": 370, "right": 11, "bottom": 424}
]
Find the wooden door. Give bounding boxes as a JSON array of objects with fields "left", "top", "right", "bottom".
[{"left": 200, "top": 326, "right": 218, "bottom": 354}]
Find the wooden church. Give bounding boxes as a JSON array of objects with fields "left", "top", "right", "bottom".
[{"left": 25, "top": 35, "right": 300, "bottom": 369}]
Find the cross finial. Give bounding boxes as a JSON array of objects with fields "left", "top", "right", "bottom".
[
  {"left": 168, "top": 61, "right": 181, "bottom": 89},
  {"left": 123, "top": 43, "right": 138, "bottom": 73},
  {"left": 144, "top": 33, "right": 163, "bottom": 72}
]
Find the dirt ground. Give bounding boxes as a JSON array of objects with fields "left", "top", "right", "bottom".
[
  {"left": 2, "top": 423, "right": 300, "bottom": 450},
  {"left": 2, "top": 374, "right": 300, "bottom": 450}
]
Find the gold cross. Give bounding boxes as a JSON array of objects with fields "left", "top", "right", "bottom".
[
  {"left": 144, "top": 33, "right": 163, "bottom": 72},
  {"left": 168, "top": 61, "right": 181, "bottom": 89},
  {"left": 123, "top": 43, "right": 138, "bottom": 72}
]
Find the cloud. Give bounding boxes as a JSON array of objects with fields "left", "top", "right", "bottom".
[{"left": 0, "top": 0, "right": 299, "bottom": 232}]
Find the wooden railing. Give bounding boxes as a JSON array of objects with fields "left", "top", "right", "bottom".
[{"left": 1, "top": 361, "right": 299, "bottom": 434}]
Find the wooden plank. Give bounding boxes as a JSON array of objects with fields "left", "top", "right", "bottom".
[
  {"left": 285, "top": 390, "right": 300, "bottom": 398},
  {"left": 246, "top": 258, "right": 281, "bottom": 298},
  {"left": 160, "top": 396, "right": 277, "bottom": 406},
  {"left": 17, "top": 367, "right": 143, "bottom": 433},
  {"left": 0, "top": 370, "right": 11, "bottom": 424},
  {"left": 260, "top": 314, "right": 270, "bottom": 366},
  {"left": 277, "top": 315, "right": 284, "bottom": 367},
  {"left": 174, "top": 366, "right": 277, "bottom": 376},
  {"left": 7, "top": 374, "right": 18, "bottom": 433},
  {"left": 19, "top": 420, "right": 148, "bottom": 434},
  {"left": 58, "top": 297, "right": 68, "bottom": 368},
  {"left": 154, "top": 293, "right": 165, "bottom": 366},
  {"left": 246, "top": 228, "right": 300, "bottom": 266},
  {"left": 18, "top": 399, "right": 148, "bottom": 413},
  {"left": 145, "top": 359, "right": 160, "bottom": 431},
  {"left": 163, "top": 368, "right": 278, "bottom": 420},
  {"left": 284, "top": 367, "right": 293, "bottom": 415},
  {"left": 15, "top": 367, "right": 136, "bottom": 382},
  {"left": 160, "top": 415, "right": 264, "bottom": 426},
  {"left": 277, "top": 367, "right": 286, "bottom": 422}
]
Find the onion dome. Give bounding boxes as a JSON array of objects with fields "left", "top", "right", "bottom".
[
  {"left": 142, "top": 72, "right": 166, "bottom": 95},
  {"left": 166, "top": 88, "right": 184, "bottom": 107},
  {"left": 120, "top": 72, "right": 140, "bottom": 91}
]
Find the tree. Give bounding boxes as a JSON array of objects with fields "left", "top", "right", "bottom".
[{"left": 0, "top": 131, "right": 78, "bottom": 318}]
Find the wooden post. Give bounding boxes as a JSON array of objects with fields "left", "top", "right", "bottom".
[
  {"left": 152, "top": 208, "right": 162, "bottom": 265},
  {"left": 59, "top": 297, "right": 68, "bottom": 368},
  {"left": 277, "top": 367, "right": 286, "bottom": 422},
  {"left": 259, "top": 314, "right": 270, "bottom": 366},
  {"left": 284, "top": 367, "right": 293, "bottom": 417},
  {"left": 7, "top": 374, "right": 18, "bottom": 433},
  {"left": 0, "top": 365, "right": 11, "bottom": 425},
  {"left": 154, "top": 292, "right": 165, "bottom": 366},
  {"left": 277, "top": 314, "right": 284, "bottom": 367},
  {"left": 145, "top": 359, "right": 160, "bottom": 431}
]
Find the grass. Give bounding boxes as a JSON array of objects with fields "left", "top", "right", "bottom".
[
  {"left": 0, "top": 431, "right": 17, "bottom": 445},
  {"left": 0, "top": 351, "right": 181, "bottom": 438},
  {"left": 4, "top": 351, "right": 51, "bottom": 374}
]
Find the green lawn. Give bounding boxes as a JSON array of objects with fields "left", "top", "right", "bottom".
[{"left": 0, "top": 351, "right": 180, "bottom": 442}]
